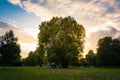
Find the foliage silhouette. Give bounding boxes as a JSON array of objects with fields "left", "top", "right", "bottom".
[
  {"left": 86, "top": 50, "right": 96, "bottom": 66},
  {"left": 0, "top": 30, "right": 21, "bottom": 66},
  {"left": 97, "top": 37, "right": 120, "bottom": 67}
]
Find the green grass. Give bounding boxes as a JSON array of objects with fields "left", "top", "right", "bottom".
[{"left": 0, "top": 67, "right": 120, "bottom": 80}]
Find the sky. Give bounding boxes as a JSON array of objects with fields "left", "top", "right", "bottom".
[{"left": 0, "top": 0, "right": 120, "bottom": 58}]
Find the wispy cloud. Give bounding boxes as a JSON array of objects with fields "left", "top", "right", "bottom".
[
  {"left": 8, "top": 0, "right": 21, "bottom": 5},
  {"left": 8, "top": 0, "right": 120, "bottom": 27}
]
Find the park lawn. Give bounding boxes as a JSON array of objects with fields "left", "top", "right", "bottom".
[{"left": 0, "top": 67, "right": 120, "bottom": 80}]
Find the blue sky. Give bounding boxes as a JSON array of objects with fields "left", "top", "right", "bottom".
[
  {"left": 0, "top": 0, "right": 120, "bottom": 57},
  {"left": 0, "top": 0, "right": 41, "bottom": 29}
]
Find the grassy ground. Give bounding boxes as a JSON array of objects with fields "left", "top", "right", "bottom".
[{"left": 0, "top": 67, "right": 120, "bottom": 80}]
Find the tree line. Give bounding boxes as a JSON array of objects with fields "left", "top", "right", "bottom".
[{"left": 0, "top": 16, "right": 120, "bottom": 67}]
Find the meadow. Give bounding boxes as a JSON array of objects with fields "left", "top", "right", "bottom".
[{"left": 0, "top": 67, "right": 120, "bottom": 80}]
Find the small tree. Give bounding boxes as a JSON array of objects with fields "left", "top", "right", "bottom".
[
  {"left": 22, "top": 51, "right": 42, "bottom": 66},
  {"left": 0, "top": 30, "right": 21, "bottom": 66},
  {"left": 79, "top": 58, "right": 87, "bottom": 66},
  {"left": 86, "top": 50, "right": 96, "bottom": 66}
]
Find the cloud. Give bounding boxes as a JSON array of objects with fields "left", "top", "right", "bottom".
[
  {"left": 22, "top": 0, "right": 57, "bottom": 20},
  {"left": 84, "top": 26, "right": 120, "bottom": 54},
  {"left": 7, "top": 0, "right": 120, "bottom": 19},
  {"left": 0, "top": 21, "right": 37, "bottom": 43},
  {"left": 8, "top": 0, "right": 120, "bottom": 28},
  {"left": 0, "top": 21, "right": 37, "bottom": 58},
  {"left": 7, "top": 0, "right": 23, "bottom": 7},
  {"left": 8, "top": 0, "right": 21, "bottom": 5},
  {"left": 0, "top": 21, "right": 10, "bottom": 28},
  {"left": 7, "top": 0, "right": 105, "bottom": 20}
]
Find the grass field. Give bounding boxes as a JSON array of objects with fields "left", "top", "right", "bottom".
[{"left": 0, "top": 67, "right": 120, "bottom": 80}]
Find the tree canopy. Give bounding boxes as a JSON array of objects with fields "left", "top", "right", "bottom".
[
  {"left": 96, "top": 37, "right": 120, "bottom": 67},
  {"left": 0, "top": 30, "right": 21, "bottom": 66},
  {"left": 38, "top": 16, "right": 85, "bottom": 68}
]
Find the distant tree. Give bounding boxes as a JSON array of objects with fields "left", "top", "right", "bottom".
[
  {"left": 38, "top": 16, "right": 85, "bottom": 68},
  {"left": 86, "top": 50, "right": 96, "bottom": 66},
  {"left": 22, "top": 51, "right": 41, "bottom": 66},
  {"left": 79, "top": 58, "right": 87, "bottom": 66},
  {"left": 34, "top": 47, "right": 44, "bottom": 66},
  {"left": 96, "top": 37, "right": 120, "bottom": 67},
  {"left": 0, "top": 30, "right": 21, "bottom": 66}
]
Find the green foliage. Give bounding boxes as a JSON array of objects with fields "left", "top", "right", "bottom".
[
  {"left": 22, "top": 51, "right": 43, "bottom": 66},
  {"left": 86, "top": 50, "right": 96, "bottom": 66},
  {"left": 97, "top": 37, "right": 120, "bottom": 67},
  {"left": 0, "top": 30, "right": 21, "bottom": 66},
  {"left": 79, "top": 58, "right": 88, "bottom": 66},
  {"left": 38, "top": 16, "right": 85, "bottom": 67}
]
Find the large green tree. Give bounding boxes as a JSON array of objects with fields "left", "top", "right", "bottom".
[
  {"left": 0, "top": 30, "right": 21, "bottom": 66},
  {"left": 38, "top": 16, "right": 85, "bottom": 68},
  {"left": 96, "top": 37, "right": 120, "bottom": 67}
]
